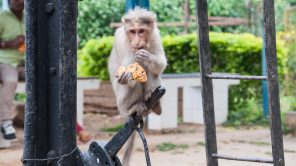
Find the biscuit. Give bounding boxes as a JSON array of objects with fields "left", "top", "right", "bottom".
[{"left": 117, "top": 62, "right": 147, "bottom": 82}]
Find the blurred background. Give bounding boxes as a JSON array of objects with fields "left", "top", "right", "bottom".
[
  {"left": 75, "top": 0, "right": 296, "bottom": 128},
  {"left": 0, "top": 0, "right": 296, "bottom": 165}
]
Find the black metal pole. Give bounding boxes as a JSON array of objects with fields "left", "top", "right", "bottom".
[
  {"left": 195, "top": 0, "right": 218, "bottom": 166},
  {"left": 263, "top": 0, "right": 285, "bottom": 166},
  {"left": 23, "top": 0, "right": 79, "bottom": 165}
]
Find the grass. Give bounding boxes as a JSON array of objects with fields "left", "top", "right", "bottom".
[
  {"left": 156, "top": 142, "right": 189, "bottom": 152},
  {"left": 230, "top": 139, "right": 270, "bottom": 146},
  {"left": 196, "top": 141, "right": 205, "bottom": 146},
  {"left": 264, "top": 151, "right": 272, "bottom": 156},
  {"left": 101, "top": 124, "right": 124, "bottom": 132}
]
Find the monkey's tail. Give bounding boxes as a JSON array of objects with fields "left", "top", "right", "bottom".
[{"left": 122, "top": 131, "right": 136, "bottom": 166}]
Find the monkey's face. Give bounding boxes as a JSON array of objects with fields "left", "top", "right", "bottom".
[{"left": 126, "top": 24, "right": 150, "bottom": 52}]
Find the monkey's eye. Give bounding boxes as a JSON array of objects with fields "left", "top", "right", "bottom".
[
  {"left": 139, "top": 29, "right": 145, "bottom": 34},
  {"left": 129, "top": 30, "right": 136, "bottom": 34}
]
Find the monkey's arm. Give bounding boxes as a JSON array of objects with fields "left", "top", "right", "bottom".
[
  {"left": 109, "top": 44, "right": 137, "bottom": 88},
  {"left": 135, "top": 49, "right": 167, "bottom": 75},
  {"left": 148, "top": 52, "right": 167, "bottom": 75}
]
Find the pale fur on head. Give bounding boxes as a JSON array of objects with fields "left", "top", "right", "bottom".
[{"left": 122, "top": 7, "right": 156, "bottom": 29}]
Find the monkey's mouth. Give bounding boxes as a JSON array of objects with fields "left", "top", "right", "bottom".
[{"left": 132, "top": 46, "right": 144, "bottom": 52}]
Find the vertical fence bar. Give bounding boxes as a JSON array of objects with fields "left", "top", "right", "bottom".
[
  {"left": 195, "top": 0, "right": 218, "bottom": 166},
  {"left": 23, "top": 0, "right": 50, "bottom": 165},
  {"left": 23, "top": 0, "right": 79, "bottom": 165},
  {"left": 58, "top": 0, "right": 79, "bottom": 165},
  {"left": 263, "top": 0, "right": 285, "bottom": 166}
]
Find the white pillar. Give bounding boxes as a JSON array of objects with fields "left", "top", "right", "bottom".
[
  {"left": 148, "top": 80, "right": 178, "bottom": 130},
  {"left": 76, "top": 79, "right": 100, "bottom": 126},
  {"left": 183, "top": 87, "right": 203, "bottom": 123}
]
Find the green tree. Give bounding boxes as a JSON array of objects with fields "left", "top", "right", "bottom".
[{"left": 77, "top": 0, "right": 125, "bottom": 46}]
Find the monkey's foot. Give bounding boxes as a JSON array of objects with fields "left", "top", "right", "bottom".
[
  {"left": 144, "top": 87, "right": 157, "bottom": 101},
  {"left": 128, "top": 102, "right": 147, "bottom": 117},
  {"left": 136, "top": 108, "right": 151, "bottom": 117},
  {"left": 127, "top": 109, "right": 137, "bottom": 117}
]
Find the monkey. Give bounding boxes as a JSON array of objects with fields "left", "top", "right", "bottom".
[
  {"left": 108, "top": 7, "right": 167, "bottom": 166},
  {"left": 108, "top": 7, "right": 167, "bottom": 118}
]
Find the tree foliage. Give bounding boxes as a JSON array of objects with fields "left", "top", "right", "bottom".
[{"left": 77, "top": 0, "right": 125, "bottom": 46}]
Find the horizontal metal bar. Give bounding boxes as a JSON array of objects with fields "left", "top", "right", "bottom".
[
  {"left": 206, "top": 74, "right": 267, "bottom": 80},
  {"left": 212, "top": 153, "right": 273, "bottom": 164}
]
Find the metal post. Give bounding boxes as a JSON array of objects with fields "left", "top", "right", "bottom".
[
  {"left": 125, "top": 0, "right": 150, "bottom": 12},
  {"left": 195, "top": 0, "right": 218, "bottom": 166},
  {"left": 23, "top": 0, "right": 80, "bottom": 165},
  {"left": 263, "top": 0, "right": 285, "bottom": 165}
]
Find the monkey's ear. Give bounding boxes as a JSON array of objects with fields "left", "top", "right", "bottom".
[
  {"left": 152, "top": 13, "right": 157, "bottom": 22},
  {"left": 148, "top": 14, "right": 157, "bottom": 27},
  {"left": 140, "top": 14, "right": 156, "bottom": 27},
  {"left": 122, "top": 16, "right": 132, "bottom": 25}
]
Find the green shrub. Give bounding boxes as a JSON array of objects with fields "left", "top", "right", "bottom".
[
  {"left": 78, "top": 37, "right": 114, "bottom": 80},
  {"left": 78, "top": 32, "right": 287, "bottom": 126},
  {"left": 278, "top": 31, "right": 296, "bottom": 98},
  {"left": 15, "top": 93, "right": 26, "bottom": 102},
  {"left": 280, "top": 95, "right": 296, "bottom": 112},
  {"left": 224, "top": 98, "right": 269, "bottom": 127}
]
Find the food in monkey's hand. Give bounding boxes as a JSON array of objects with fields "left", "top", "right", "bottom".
[{"left": 117, "top": 62, "right": 147, "bottom": 82}]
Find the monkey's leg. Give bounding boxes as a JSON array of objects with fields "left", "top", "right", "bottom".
[
  {"left": 144, "top": 75, "right": 161, "bottom": 101},
  {"left": 151, "top": 101, "right": 162, "bottom": 115},
  {"left": 128, "top": 101, "right": 149, "bottom": 117},
  {"left": 144, "top": 87, "right": 156, "bottom": 101}
]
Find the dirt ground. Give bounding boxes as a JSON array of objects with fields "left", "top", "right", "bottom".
[{"left": 0, "top": 113, "right": 295, "bottom": 166}]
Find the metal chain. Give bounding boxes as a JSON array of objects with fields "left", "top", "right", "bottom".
[{"left": 135, "top": 120, "right": 151, "bottom": 166}]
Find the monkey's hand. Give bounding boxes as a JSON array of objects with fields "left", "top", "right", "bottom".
[
  {"left": 135, "top": 49, "right": 153, "bottom": 65},
  {"left": 117, "top": 71, "right": 132, "bottom": 85},
  {"left": 135, "top": 49, "right": 166, "bottom": 75}
]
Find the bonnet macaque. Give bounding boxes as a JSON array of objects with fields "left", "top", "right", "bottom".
[
  {"left": 108, "top": 7, "right": 167, "bottom": 166},
  {"left": 108, "top": 8, "right": 167, "bottom": 118}
]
